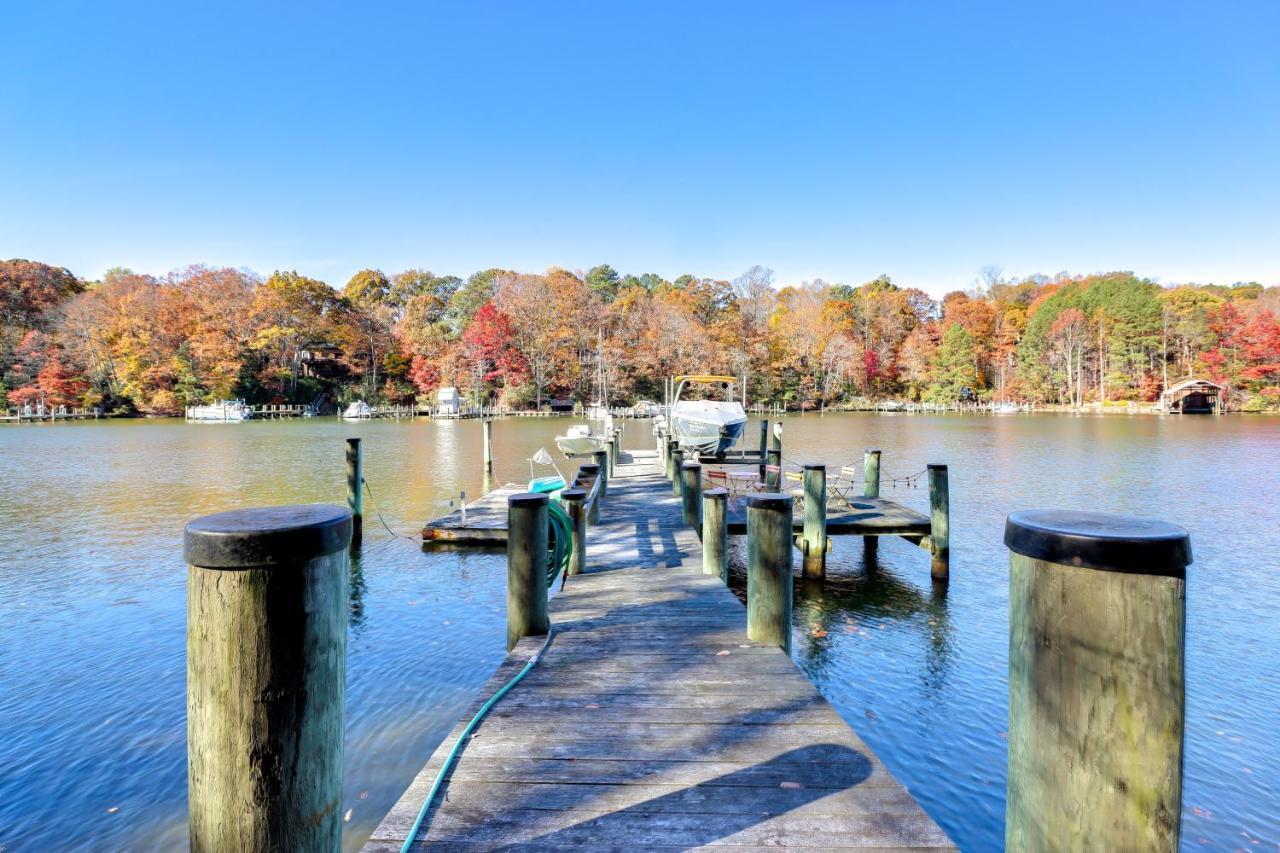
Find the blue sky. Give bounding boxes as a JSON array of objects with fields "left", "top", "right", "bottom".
[{"left": 2, "top": 1, "right": 1277, "bottom": 296}]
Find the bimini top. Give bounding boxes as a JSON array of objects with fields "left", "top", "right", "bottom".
[{"left": 673, "top": 375, "right": 737, "bottom": 385}]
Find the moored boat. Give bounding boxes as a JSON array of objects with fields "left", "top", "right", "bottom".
[
  {"left": 186, "top": 400, "right": 252, "bottom": 422},
  {"left": 342, "top": 400, "right": 373, "bottom": 419},
  {"left": 669, "top": 375, "right": 747, "bottom": 458},
  {"left": 555, "top": 424, "right": 609, "bottom": 457}
]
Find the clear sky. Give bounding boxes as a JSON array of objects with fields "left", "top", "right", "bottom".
[{"left": 2, "top": 1, "right": 1277, "bottom": 296}]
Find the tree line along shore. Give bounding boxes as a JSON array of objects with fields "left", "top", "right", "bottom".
[{"left": 2, "top": 259, "right": 1277, "bottom": 417}]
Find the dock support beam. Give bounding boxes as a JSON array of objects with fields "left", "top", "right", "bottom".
[
  {"left": 561, "top": 489, "right": 587, "bottom": 576},
  {"left": 345, "top": 437, "right": 363, "bottom": 546},
  {"left": 800, "top": 464, "right": 828, "bottom": 579},
  {"left": 927, "top": 464, "right": 949, "bottom": 581},
  {"left": 482, "top": 419, "right": 493, "bottom": 474},
  {"left": 506, "top": 493, "right": 550, "bottom": 651},
  {"left": 680, "top": 460, "right": 702, "bottom": 533},
  {"left": 185, "top": 505, "right": 351, "bottom": 853},
  {"left": 747, "top": 493, "right": 793, "bottom": 654},
  {"left": 670, "top": 448, "right": 685, "bottom": 496},
  {"left": 702, "top": 487, "right": 728, "bottom": 582},
  {"left": 1005, "top": 509, "right": 1190, "bottom": 853},
  {"left": 593, "top": 449, "right": 609, "bottom": 499}
]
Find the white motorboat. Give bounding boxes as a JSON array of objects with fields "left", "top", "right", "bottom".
[
  {"left": 995, "top": 402, "right": 1022, "bottom": 414},
  {"left": 186, "top": 400, "right": 252, "bottom": 422},
  {"left": 342, "top": 400, "right": 373, "bottom": 419},
  {"left": 555, "top": 424, "right": 609, "bottom": 457},
  {"left": 669, "top": 375, "right": 747, "bottom": 458}
]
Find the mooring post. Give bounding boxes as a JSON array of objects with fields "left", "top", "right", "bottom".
[
  {"left": 863, "top": 449, "right": 881, "bottom": 497},
  {"left": 747, "top": 493, "right": 793, "bottom": 653},
  {"left": 801, "top": 464, "right": 828, "bottom": 579},
  {"left": 185, "top": 505, "right": 351, "bottom": 853},
  {"left": 611, "top": 429, "right": 620, "bottom": 473},
  {"left": 765, "top": 447, "right": 781, "bottom": 490},
  {"left": 345, "top": 437, "right": 363, "bottom": 546},
  {"left": 482, "top": 419, "right": 493, "bottom": 474},
  {"left": 593, "top": 449, "right": 609, "bottom": 498},
  {"left": 758, "top": 418, "right": 769, "bottom": 480},
  {"left": 670, "top": 447, "right": 685, "bottom": 496},
  {"left": 507, "top": 493, "right": 550, "bottom": 651},
  {"left": 560, "top": 488, "right": 587, "bottom": 576},
  {"left": 580, "top": 463, "right": 601, "bottom": 524},
  {"left": 927, "top": 464, "right": 950, "bottom": 581},
  {"left": 666, "top": 439, "right": 678, "bottom": 481},
  {"left": 1004, "top": 509, "right": 1190, "bottom": 852},
  {"left": 702, "top": 487, "right": 728, "bottom": 582},
  {"left": 680, "top": 459, "right": 703, "bottom": 533}
]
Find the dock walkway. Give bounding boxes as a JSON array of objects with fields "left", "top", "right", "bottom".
[{"left": 367, "top": 450, "right": 952, "bottom": 850}]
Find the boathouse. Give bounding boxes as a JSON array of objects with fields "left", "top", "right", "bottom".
[{"left": 1160, "top": 377, "right": 1225, "bottom": 414}]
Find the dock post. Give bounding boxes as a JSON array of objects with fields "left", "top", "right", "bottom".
[
  {"left": 345, "top": 437, "right": 363, "bottom": 546},
  {"left": 482, "top": 419, "right": 493, "bottom": 474},
  {"left": 747, "top": 493, "right": 793, "bottom": 654},
  {"left": 580, "top": 463, "right": 601, "bottom": 524},
  {"left": 765, "top": 447, "right": 781, "bottom": 490},
  {"left": 680, "top": 460, "right": 702, "bottom": 533},
  {"left": 593, "top": 449, "right": 609, "bottom": 498},
  {"left": 560, "top": 489, "right": 587, "bottom": 576},
  {"left": 185, "top": 504, "right": 351, "bottom": 853},
  {"left": 927, "top": 464, "right": 949, "bottom": 581},
  {"left": 611, "top": 429, "right": 620, "bottom": 473},
  {"left": 665, "top": 439, "right": 678, "bottom": 481},
  {"left": 863, "top": 449, "right": 881, "bottom": 497},
  {"left": 670, "top": 447, "right": 685, "bottom": 496},
  {"left": 702, "top": 487, "right": 728, "bottom": 581},
  {"left": 507, "top": 493, "right": 550, "bottom": 651},
  {"left": 801, "top": 464, "right": 828, "bottom": 579},
  {"left": 1004, "top": 509, "right": 1190, "bottom": 852},
  {"left": 758, "top": 419, "right": 769, "bottom": 480}
]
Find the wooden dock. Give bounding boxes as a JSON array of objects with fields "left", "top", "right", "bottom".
[{"left": 369, "top": 450, "right": 952, "bottom": 850}]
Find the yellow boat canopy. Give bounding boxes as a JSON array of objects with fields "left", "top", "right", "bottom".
[{"left": 673, "top": 375, "right": 737, "bottom": 385}]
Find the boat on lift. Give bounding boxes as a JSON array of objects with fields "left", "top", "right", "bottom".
[
  {"left": 341, "top": 400, "right": 373, "bottom": 419},
  {"left": 186, "top": 400, "right": 253, "bottom": 422},
  {"left": 554, "top": 423, "right": 610, "bottom": 457},
  {"left": 668, "top": 375, "right": 747, "bottom": 458}
]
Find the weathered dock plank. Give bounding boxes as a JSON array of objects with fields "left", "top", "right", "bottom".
[
  {"left": 422, "top": 487, "right": 523, "bottom": 543},
  {"left": 370, "top": 450, "right": 952, "bottom": 851}
]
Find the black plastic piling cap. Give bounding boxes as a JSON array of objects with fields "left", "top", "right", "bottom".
[
  {"left": 579, "top": 463, "right": 600, "bottom": 475},
  {"left": 748, "top": 492, "right": 793, "bottom": 512},
  {"left": 508, "top": 492, "right": 549, "bottom": 509},
  {"left": 1004, "top": 509, "right": 1191, "bottom": 578},
  {"left": 682, "top": 460, "right": 702, "bottom": 470},
  {"left": 560, "top": 488, "right": 587, "bottom": 502},
  {"left": 184, "top": 504, "right": 352, "bottom": 569},
  {"left": 803, "top": 463, "right": 826, "bottom": 471}
]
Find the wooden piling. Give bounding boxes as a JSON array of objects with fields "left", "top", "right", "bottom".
[
  {"left": 580, "top": 463, "right": 601, "bottom": 524},
  {"left": 863, "top": 449, "right": 881, "bottom": 498},
  {"left": 670, "top": 447, "right": 685, "bottom": 496},
  {"left": 927, "top": 464, "right": 949, "bottom": 581},
  {"left": 680, "top": 459, "right": 702, "bottom": 533},
  {"left": 758, "top": 418, "right": 769, "bottom": 480},
  {"left": 506, "top": 493, "right": 550, "bottom": 651},
  {"left": 345, "top": 437, "right": 363, "bottom": 546},
  {"left": 665, "top": 439, "right": 678, "bottom": 481},
  {"left": 593, "top": 449, "right": 609, "bottom": 498},
  {"left": 801, "top": 464, "right": 828, "bottom": 579},
  {"left": 482, "top": 419, "right": 493, "bottom": 474},
  {"left": 560, "top": 488, "right": 587, "bottom": 576},
  {"left": 765, "top": 447, "right": 781, "bottom": 490},
  {"left": 1004, "top": 509, "right": 1191, "bottom": 852},
  {"left": 702, "top": 487, "right": 728, "bottom": 581},
  {"left": 185, "top": 505, "right": 352, "bottom": 853},
  {"left": 746, "top": 493, "right": 793, "bottom": 654}
]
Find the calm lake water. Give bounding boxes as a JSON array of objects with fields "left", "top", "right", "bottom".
[{"left": 1, "top": 413, "right": 1277, "bottom": 850}]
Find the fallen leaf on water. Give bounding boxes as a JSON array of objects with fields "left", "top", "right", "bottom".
[
  {"left": 780, "top": 781, "right": 803, "bottom": 790},
  {"left": 715, "top": 650, "right": 731, "bottom": 656},
  {"left": 105, "top": 807, "right": 119, "bottom": 814},
  {"left": 343, "top": 809, "right": 352, "bottom": 822},
  {"left": 1191, "top": 806, "right": 1213, "bottom": 818}
]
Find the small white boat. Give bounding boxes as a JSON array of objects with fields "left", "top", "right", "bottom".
[
  {"left": 995, "top": 402, "right": 1022, "bottom": 414},
  {"left": 555, "top": 424, "right": 609, "bottom": 457},
  {"left": 669, "top": 375, "right": 747, "bottom": 458},
  {"left": 342, "top": 400, "right": 373, "bottom": 419},
  {"left": 186, "top": 400, "right": 252, "bottom": 422}
]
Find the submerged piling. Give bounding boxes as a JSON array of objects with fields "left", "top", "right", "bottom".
[
  {"left": 1004, "top": 509, "right": 1190, "bottom": 852},
  {"left": 185, "top": 504, "right": 352, "bottom": 853},
  {"left": 507, "top": 493, "right": 550, "bottom": 651},
  {"left": 747, "top": 493, "right": 793, "bottom": 654}
]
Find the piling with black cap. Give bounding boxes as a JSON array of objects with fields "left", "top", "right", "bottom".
[
  {"left": 670, "top": 447, "right": 685, "bottom": 496},
  {"left": 507, "top": 493, "right": 550, "bottom": 651},
  {"left": 800, "top": 464, "right": 828, "bottom": 578},
  {"left": 1004, "top": 509, "right": 1191, "bottom": 853},
  {"left": 592, "top": 449, "right": 608, "bottom": 499},
  {"left": 680, "top": 460, "right": 702, "bottom": 532},
  {"left": 747, "top": 493, "right": 793, "bottom": 653},
  {"left": 345, "top": 437, "right": 363, "bottom": 545},
  {"left": 560, "top": 488, "right": 587, "bottom": 576},
  {"left": 927, "top": 464, "right": 949, "bottom": 580},
  {"left": 185, "top": 504, "right": 352, "bottom": 853},
  {"left": 702, "top": 487, "right": 728, "bottom": 581}
]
